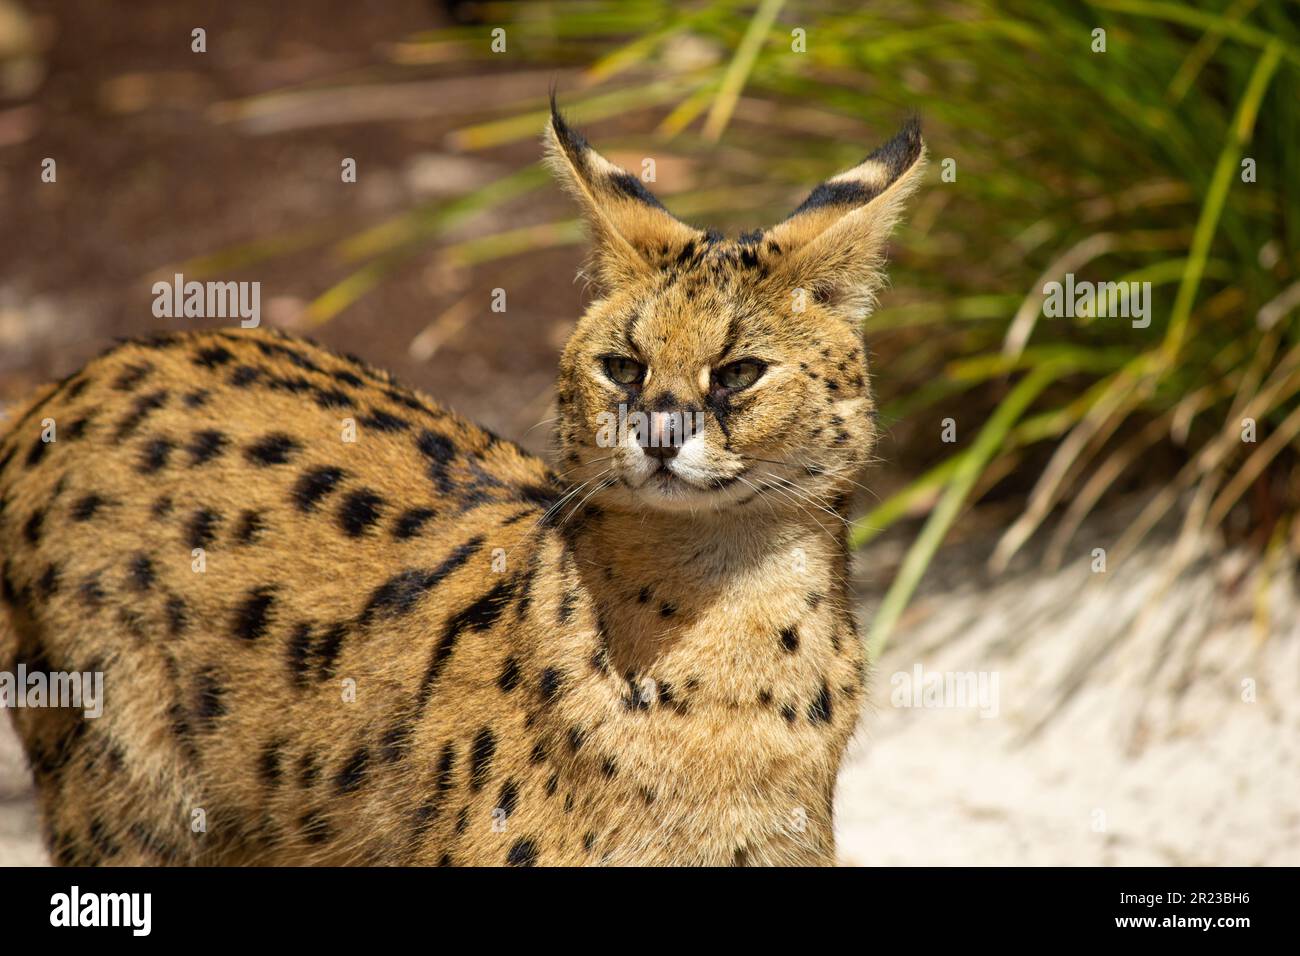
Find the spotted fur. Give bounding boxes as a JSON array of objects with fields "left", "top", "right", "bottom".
[{"left": 0, "top": 105, "right": 924, "bottom": 866}]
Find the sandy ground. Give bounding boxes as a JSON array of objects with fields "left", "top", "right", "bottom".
[
  {"left": 837, "top": 523, "right": 1300, "bottom": 866},
  {"left": 3, "top": 510, "right": 1296, "bottom": 867}
]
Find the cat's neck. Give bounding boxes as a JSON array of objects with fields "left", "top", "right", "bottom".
[
  {"left": 563, "top": 503, "right": 854, "bottom": 677},
  {"left": 573, "top": 501, "right": 848, "bottom": 580}
]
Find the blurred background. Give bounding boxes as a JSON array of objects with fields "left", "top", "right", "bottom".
[{"left": 1, "top": 0, "right": 1298, "bottom": 864}]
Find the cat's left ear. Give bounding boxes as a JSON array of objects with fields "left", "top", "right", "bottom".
[
  {"left": 767, "top": 117, "right": 926, "bottom": 315},
  {"left": 545, "top": 97, "right": 702, "bottom": 290}
]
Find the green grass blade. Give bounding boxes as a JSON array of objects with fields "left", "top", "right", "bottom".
[
  {"left": 867, "top": 363, "right": 1064, "bottom": 659},
  {"left": 701, "top": 0, "right": 785, "bottom": 141},
  {"left": 1162, "top": 39, "right": 1284, "bottom": 363}
]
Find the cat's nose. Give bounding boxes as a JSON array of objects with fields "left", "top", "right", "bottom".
[{"left": 642, "top": 410, "right": 682, "bottom": 460}]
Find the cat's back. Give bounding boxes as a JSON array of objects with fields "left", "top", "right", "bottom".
[{"left": 0, "top": 328, "right": 557, "bottom": 609}]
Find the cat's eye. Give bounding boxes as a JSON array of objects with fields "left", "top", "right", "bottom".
[
  {"left": 602, "top": 355, "right": 646, "bottom": 386},
  {"left": 714, "top": 359, "right": 766, "bottom": 391}
]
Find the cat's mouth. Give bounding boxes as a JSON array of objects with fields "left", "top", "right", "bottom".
[{"left": 625, "top": 460, "right": 748, "bottom": 500}]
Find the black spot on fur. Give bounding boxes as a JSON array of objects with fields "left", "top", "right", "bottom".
[
  {"left": 498, "top": 657, "right": 521, "bottom": 692},
  {"left": 517, "top": 483, "right": 560, "bottom": 509},
  {"left": 497, "top": 780, "right": 520, "bottom": 818},
  {"left": 657, "top": 681, "right": 676, "bottom": 708},
  {"left": 300, "top": 810, "right": 331, "bottom": 844},
  {"left": 128, "top": 553, "right": 155, "bottom": 592},
  {"left": 539, "top": 666, "right": 564, "bottom": 704},
  {"left": 114, "top": 389, "right": 169, "bottom": 439},
  {"left": 780, "top": 627, "right": 799, "bottom": 653},
  {"left": 112, "top": 362, "right": 153, "bottom": 391},
  {"left": 232, "top": 586, "right": 276, "bottom": 641},
  {"left": 258, "top": 741, "right": 283, "bottom": 786},
  {"left": 0, "top": 561, "right": 18, "bottom": 608},
  {"left": 255, "top": 339, "right": 323, "bottom": 373},
  {"left": 23, "top": 508, "right": 45, "bottom": 545},
  {"left": 808, "top": 682, "right": 833, "bottom": 724},
  {"left": 421, "top": 578, "right": 515, "bottom": 701},
  {"left": 568, "top": 726, "right": 585, "bottom": 753},
  {"left": 245, "top": 433, "right": 299, "bottom": 466},
  {"left": 165, "top": 595, "right": 189, "bottom": 636},
  {"left": 558, "top": 588, "right": 578, "bottom": 624},
  {"left": 313, "top": 387, "right": 354, "bottom": 410},
  {"left": 37, "top": 563, "right": 60, "bottom": 597},
  {"left": 435, "top": 743, "right": 456, "bottom": 795},
  {"left": 314, "top": 622, "right": 348, "bottom": 681},
  {"left": 234, "top": 509, "right": 265, "bottom": 545},
  {"left": 138, "top": 437, "right": 175, "bottom": 473},
  {"left": 267, "top": 373, "right": 314, "bottom": 396},
  {"left": 338, "top": 488, "right": 385, "bottom": 537},
  {"left": 193, "top": 345, "right": 234, "bottom": 368},
  {"left": 65, "top": 376, "right": 92, "bottom": 399},
  {"left": 334, "top": 747, "right": 370, "bottom": 794},
  {"left": 415, "top": 429, "right": 458, "bottom": 492},
  {"left": 23, "top": 436, "right": 49, "bottom": 469},
  {"left": 506, "top": 838, "right": 538, "bottom": 867},
  {"left": 359, "top": 409, "right": 411, "bottom": 433},
  {"left": 292, "top": 465, "right": 346, "bottom": 513},
  {"left": 298, "top": 752, "right": 320, "bottom": 788},
  {"left": 393, "top": 507, "right": 438, "bottom": 539},
  {"left": 360, "top": 536, "right": 484, "bottom": 625},
  {"left": 469, "top": 727, "right": 496, "bottom": 791},
  {"left": 287, "top": 622, "right": 313, "bottom": 687},
  {"left": 187, "top": 429, "right": 228, "bottom": 466},
  {"left": 194, "top": 669, "right": 226, "bottom": 729},
  {"left": 187, "top": 508, "right": 221, "bottom": 549},
  {"left": 229, "top": 365, "right": 261, "bottom": 387}
]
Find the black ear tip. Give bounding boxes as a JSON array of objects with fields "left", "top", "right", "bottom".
[
  {"left": 866, "top": 113, "right": 924, "bottom": 173},
  {"left": 901, "top": 113, "right": 922, "bottom": 143},
  {"left": 547, "top": 87, "right": 589, "bottom": 156}
]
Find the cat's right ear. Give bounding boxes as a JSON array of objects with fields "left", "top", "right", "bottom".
[
  {"left": 545, "top": 97, "right": 700, "bottom": 290},
  {"left": 766, "top": 118, "right": 925, "bottom": 318}
]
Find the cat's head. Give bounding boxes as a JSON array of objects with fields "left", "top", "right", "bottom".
[{"left": 546, "top": 100, "right": 924, "bottom": 516}]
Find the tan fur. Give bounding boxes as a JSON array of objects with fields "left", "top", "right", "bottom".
[{"left": 0, "top": 109, "right": 924, "bottom": 866}]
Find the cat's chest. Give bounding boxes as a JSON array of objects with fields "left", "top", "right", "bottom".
[
  {"left": 573, "top": 531, "right": 850, "bottom": 683},
  {"left": 542, "top": 549, "right": 860, "bottom": 775}
]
